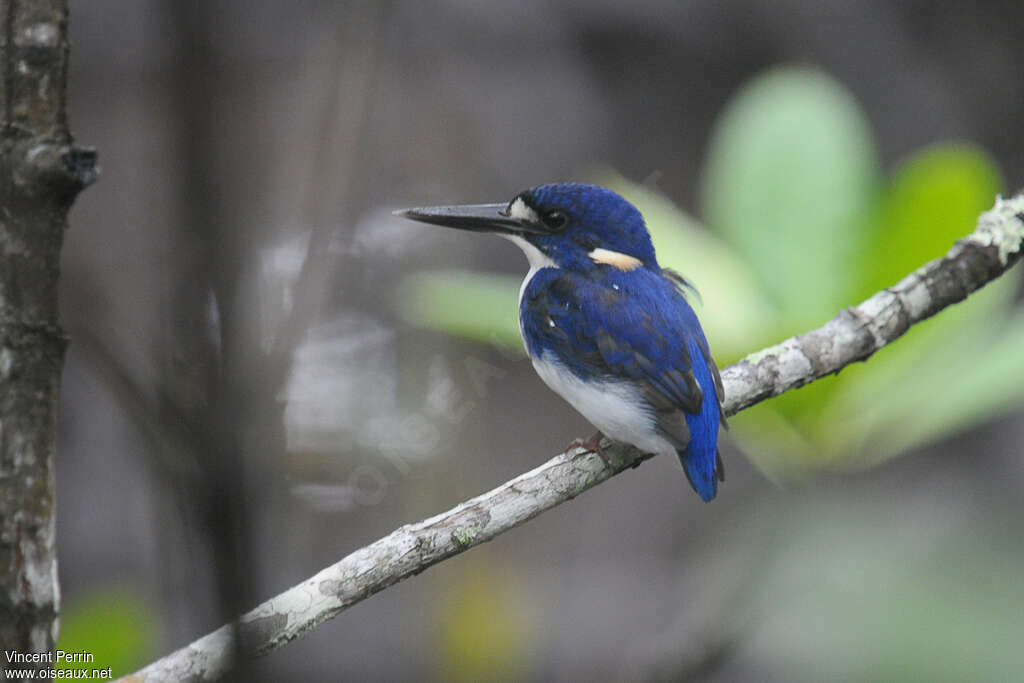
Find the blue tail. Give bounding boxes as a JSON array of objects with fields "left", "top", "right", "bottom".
[
  {"left": 680, "top": 337, "right": 724, "bottom": 502},
  {"left": 679, "top": 444, "right": 722, "bottom": 502}
]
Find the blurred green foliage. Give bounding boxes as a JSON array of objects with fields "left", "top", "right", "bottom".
[
  {"left": 735, "top": 488, "right": 1024, "bottom": 681},
  {"left": 702, "top": 66, "right": 881, "bottom": 328},
  {"left": 396, "top": 270, "right": 524, "bottom": 350},
  {"left": 435, "top": 562, "right": 533, "bottom": 682},
  {"left": 56, "top": 586, "right": 158, "bottom": 677},
  {"left": 395, "top": 65, "right": 1024, "bottom": 477}
]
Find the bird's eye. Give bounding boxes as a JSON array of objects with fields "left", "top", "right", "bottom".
[{"left": 543, "top": 210, "right": 568, "bottom": 231}]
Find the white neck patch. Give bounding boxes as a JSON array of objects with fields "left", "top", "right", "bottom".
[
  {"left": 501, "top": 234, "right": 557, "bottom": 305},
  {"left": 507, "top": 197, "right": 539, "bottom": 223},
  {"left": 588, "top": 248, "right": 642, "bottom": 271}
]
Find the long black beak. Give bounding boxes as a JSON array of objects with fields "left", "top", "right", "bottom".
[{"left": 393, "top": 203, "right": 547, "bottom": 235}]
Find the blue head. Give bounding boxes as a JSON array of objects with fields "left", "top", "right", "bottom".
[
  {"left": 396, "top": 182, "right": 660, "bottom": 275},
  {"left": 504, "top": 183, "right": 659, "bottom": 273}
]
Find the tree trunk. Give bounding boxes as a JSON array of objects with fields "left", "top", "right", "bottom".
[{"left": 0, "top": 0, "right": 94, "bottom": 667}]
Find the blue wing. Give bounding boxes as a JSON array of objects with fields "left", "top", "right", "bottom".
[{"left": 521, "top": 267, "right": 726, "bottom": 500}]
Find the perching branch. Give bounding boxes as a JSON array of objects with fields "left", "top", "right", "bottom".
[
  {"left": 723, "top": 194, "right": 1024, "bottom": 412},
  {"left": 122, "top": 195, "right": 1024, "bottom": 682},
  {"left": 0, "top": 0, "right": 95, "bottom": 667}
]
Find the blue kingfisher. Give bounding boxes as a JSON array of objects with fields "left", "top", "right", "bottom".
[{"left": 397, "top": 183, "right": 727, "bottom": 501}]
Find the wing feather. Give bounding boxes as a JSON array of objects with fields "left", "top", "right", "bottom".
[{"left": 521, "top": 269, "right": 715, "bottom": 449}]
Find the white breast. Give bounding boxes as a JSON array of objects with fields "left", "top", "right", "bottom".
[{"left": 531, "top": 352, "right": 676, "bottom": 458}]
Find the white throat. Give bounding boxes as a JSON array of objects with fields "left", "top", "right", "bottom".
[{"left": 501, "top": 234, "right": 558, "bottom": 305}]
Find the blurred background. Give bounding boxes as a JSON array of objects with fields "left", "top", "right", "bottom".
[{"left": 56, "top": 1, "right": 1024, "bottom": 680}]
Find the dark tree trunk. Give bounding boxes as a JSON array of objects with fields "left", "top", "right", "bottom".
[{"left": 0, "top": 0, "right": 94, "bottom": 667}]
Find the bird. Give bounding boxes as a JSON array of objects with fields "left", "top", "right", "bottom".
[{"left": 396, "top": 182, "right": 727, "bottom": 501}]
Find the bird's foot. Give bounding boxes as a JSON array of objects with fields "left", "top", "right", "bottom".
[{"left": 569, "top": 431, "right": 611, "bottom": 468}]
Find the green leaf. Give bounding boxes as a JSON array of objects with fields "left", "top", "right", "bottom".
[
  {"left": 721, "top": 143, "right": 1012, "bottom": 470},
  {"left": 701, "top": 65, "right": 881, "bottom": 328},
  {"left": 856, "top": 144, "right": 1003, "bottom": 300},
  {"left": 809, "top": 147, "right": 1012, "bottom": 463},
  {"left": 821, "top": 307, "right": 1024, "bottom": 463},
  {"left": 395, "top": 269, "right": 524, "bottom": 352},
  {"left": 879, "top": 311, "right": 1024, "bottom": 455},
  {"left": 56, "top": 587, "right": 158, "bottom": 677},
  {"left": 832, "top": 145, "right": 1008, "bottom": 387}
]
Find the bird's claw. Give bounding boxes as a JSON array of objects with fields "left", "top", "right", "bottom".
[{"left": 569, "top": 431, "right": 612, "bottom": 468}]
